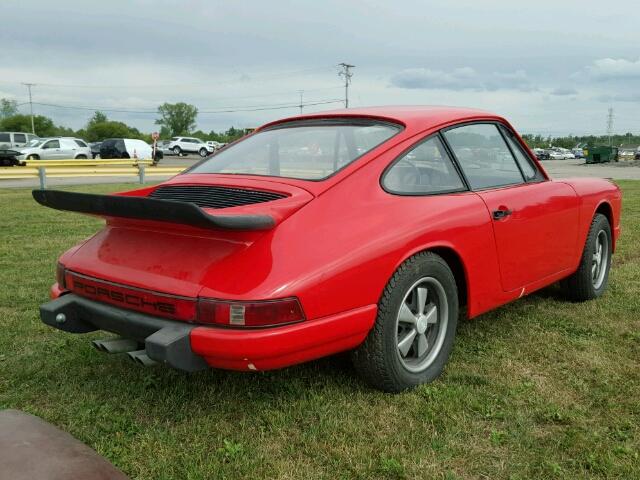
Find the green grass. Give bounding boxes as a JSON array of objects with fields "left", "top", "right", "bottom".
[{"left": 1, "top": 182, "right": 639, "bottom": 479}]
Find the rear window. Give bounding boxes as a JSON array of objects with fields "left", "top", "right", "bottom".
[{"left": 189, "top": 119, "right": 401, "bottom": 180}]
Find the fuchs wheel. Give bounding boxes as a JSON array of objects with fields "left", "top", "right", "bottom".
[
  {"left": 352, "top": 252, "right": 459, "bottom": 392},
  {"left": 561, "top": 213, "right": 612, "bottom": 301},
  {"left": 172, "top": 146, "right": 182, "bottom": 155},
  {"left": 198, "top": 148, "right": 208, "bottom": 158}
]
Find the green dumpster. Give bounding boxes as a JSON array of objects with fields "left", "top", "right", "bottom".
[{"left": 584, "top": 145, "right": 618, "bottom": 164}]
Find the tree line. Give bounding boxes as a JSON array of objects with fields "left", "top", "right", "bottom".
[
  {"left": 0, "top": 99, "right": 246, "bottom": 144},
  {"left": 2, "top": 97, "right": 638, "bottom": 148}
]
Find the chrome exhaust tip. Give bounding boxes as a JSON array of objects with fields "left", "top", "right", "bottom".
[
  {"left": 127, "top": 349, "right": 158, "bottom": 367},
  {"left": 91, "top": 337, "right": 140, "bottom": 354}
]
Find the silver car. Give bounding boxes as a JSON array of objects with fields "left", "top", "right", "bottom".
[
  {"left": 0, "top": 131, "right": 39, "bottom": 149},
  {"left": 167, "top": 137, "right": 214, "bottom": 157},
  {"left": 16, "top": 137, "right": 92, "bottom": 162}
]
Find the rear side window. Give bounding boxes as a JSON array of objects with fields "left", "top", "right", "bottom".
[
  {"left": 14, "top": 134, "right": 26, "bottom": 143},
  {"left": 499, "top": 126, "right": 538, "bottom": 181},
  {"left": 443, "top": 123, "right": 524, "bottom": 190},
  {"left": 383, "top": 135, "right": 465, "bottom": 194},
  {"left": 0, "top": 133, "right": 9, "bottom": 142}
]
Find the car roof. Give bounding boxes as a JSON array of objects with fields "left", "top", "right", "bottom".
[{"left": 259, "top": 105, "right": 504, "bottom": 133}]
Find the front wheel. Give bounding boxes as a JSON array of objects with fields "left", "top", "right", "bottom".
[
  {"left": 352, "top": 252, "right": 459, "bottom": 392},
  {"left": 198, "top": 148, "right": 208, "bottom": 158},
  {"left": 561, "top": 213, "right": 612, "bottom": 301}
]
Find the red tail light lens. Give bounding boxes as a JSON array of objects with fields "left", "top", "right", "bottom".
[
  {"left": 197, "top": 298, "right": 305, "bottom": 327},
  {"left": 56, "top": 262, "right": 67, "bottom": 289}
]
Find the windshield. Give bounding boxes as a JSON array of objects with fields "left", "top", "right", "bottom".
[
  {"left": 28, "top": 139, "right": 44, "bottom": 147},
  {"left": 189, "top": 120, "right": 401, "bottom": 180}
]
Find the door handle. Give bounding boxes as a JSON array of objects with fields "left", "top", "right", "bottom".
[{"left": 492, "top": 209, "right": 512, "bottom": 220}]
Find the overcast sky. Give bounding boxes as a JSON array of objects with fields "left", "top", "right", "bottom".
[{"left": 1, "top": 0, "right": 639, "bottom": 136}]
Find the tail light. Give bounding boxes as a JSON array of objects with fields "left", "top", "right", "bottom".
[
  {"left": 197, "top": 298, "right": 305, "bottom": 327},
  {"left": 56, "top": 262, "right": 67, "bottom": 289}
]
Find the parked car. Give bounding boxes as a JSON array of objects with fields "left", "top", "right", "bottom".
[
  {"left": 0, "top": 132, "right": 39, "bottom": 149},
  {"left": 206, "top": 140, "right": 224, "bottom": 151},
  {"left": 167, "top": 137, "right": 214, "bottom": 157},
  {"left": 572, "top": 148, "right": 585, "bottom": 159},
  {"left": 34, "top": 106, "right": 621, "bottom": 392},
  {"left": 532, "top": 148, "right": 550, "bottom": 160},
  {"left": 157, "top": 140, "right": 176, "bottom": 156},
  {"left": 16, "top": 137, "right": 92, "bottom": 163},
  {"left": 99, "top": 138, "right": 163, "bottom": 162},
  {"left": 0, "top": 148, "right": 21, "bottom": 166},
  {"left": 89, "top": 142, "right": 102, "bottom": 159}
]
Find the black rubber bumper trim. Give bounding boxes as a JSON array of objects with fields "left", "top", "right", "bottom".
[
  {"left": 40, "top": 294, "right": 208, "bottom": 372},
  {"left": 32, "top": 189, "right": 275, "bottom": 231}
]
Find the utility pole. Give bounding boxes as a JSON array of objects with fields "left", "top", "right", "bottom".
[
  {"left": 298, "top": 90, "right": 304, "bottom": 114},
  {"left": 22, "top": 83, "right": 36, "bottom": 134},
  {"left": 338, "top": 63, "right": 355, "bottom": 108},
  {"left": 606, "top": 107, "right": 614, "bottom": 146}
]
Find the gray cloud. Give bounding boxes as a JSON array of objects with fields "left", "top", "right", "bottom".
[
  {"left": 585, "top": 57, "right": 640, "bottom": 80},
  {"left": 550, "top": 87, "right": 578, "bottom": 96},
  {"left": 390, "top": 67, "right": 533, "bottom": 92}
]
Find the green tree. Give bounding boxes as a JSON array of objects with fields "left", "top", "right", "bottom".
[
  {"left": 155, "top": 102, "right": 198, "bottom": 136},
  {"left": 84, "top": 120, "right": 143, "bottom": 142},
  {"left": 88, "top": 111, "right": 108, "bottom": 125},
  {"left": 0, "top": 98, "right": 18, "bottom": 119},
  {"left": 0, "top": 114, "right": 57, "bottom": 136}
]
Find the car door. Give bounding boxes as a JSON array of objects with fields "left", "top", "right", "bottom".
[
  {"left": 12, "top": 133, "right": 28, "bottom": 148},
  {"left": 59, "top": 139, "right": 77, "bottom": 158},
  {"left": 442, "top": 122, "right": 579, "bottom": 292},
  {"left": 40, "top": 139, "right": 63, "bottom": 159}
]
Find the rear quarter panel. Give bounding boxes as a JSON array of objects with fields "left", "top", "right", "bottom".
[{"left": 560, "top": 178, "right": 622, "bottom": 251}]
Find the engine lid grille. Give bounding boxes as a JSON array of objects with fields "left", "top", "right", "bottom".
[{"left": 149, "top": 185, "right": 287, "bottom": 209}]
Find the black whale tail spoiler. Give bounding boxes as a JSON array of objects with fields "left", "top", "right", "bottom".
[{"left": 32, "top": 189, "right": 275, "bottom": 231}]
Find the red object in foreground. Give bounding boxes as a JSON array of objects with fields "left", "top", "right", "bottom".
[{"left": 36, "top": 106, "right": 622, "bottom": 391}]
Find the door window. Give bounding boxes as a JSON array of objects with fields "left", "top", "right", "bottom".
[
  {"left": 443, "top": 124, "right": 524, "bottom": 190},
  {"left": 42, "top": 140, "right": 60, "bottom": 149},
  {"left": 383, "top": 135, "right": 465, "bottom": 194},
  {"left": 499, "top": 126, "right": 539, "bottom": 181},
  {"left": 13, "top": 134, "right": 26, "bottom": 143},
  {"left": 0, "top": 133, "right": 10, "bottom": 142}
]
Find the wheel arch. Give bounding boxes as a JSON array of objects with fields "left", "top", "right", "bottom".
[
  {"left": 396, "top": 244, "right": 469, "bottom": 313},
  {"left": 594, "top": 200, "right": 615, "bottom": 251}
]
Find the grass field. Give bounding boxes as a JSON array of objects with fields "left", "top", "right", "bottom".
[{"left": 0, "top": 182, "right": 638, "bottom": 480}]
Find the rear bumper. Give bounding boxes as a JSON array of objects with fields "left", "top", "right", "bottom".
[{"left": 40, "top": 294, "right": 377, "bottom": 372}]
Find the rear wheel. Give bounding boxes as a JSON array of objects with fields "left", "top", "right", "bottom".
[
  {"left": 352, "top": 252, "right": 459, "bottom": 392},
  {"left": 561, "top": 213, "right": 612, "bottom": 301},
  {"left": 76, "top": 154, "right": 87, "bottom": 159},
  {"left": 172, "top": 146, "right": 182, "bottom": 156}
]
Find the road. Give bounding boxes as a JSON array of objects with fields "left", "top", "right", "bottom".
[{"left": 1, "top": 156, "right": 639, "bottom": 189}]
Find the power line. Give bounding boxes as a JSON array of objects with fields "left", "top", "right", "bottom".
[
  {"left": 338, "top": 63, "right": 355, "bottom": 108},
  {"left": 22, "top": 98, "right": 344, "bottom": 115},
  {"left": 4, "top": 66, "right": 338, "bottom": 90}
]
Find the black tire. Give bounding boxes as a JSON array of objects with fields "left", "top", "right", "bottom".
[
  {"left": 76, "top": 154, "right": 87, "bottom": 159},
  {"left": 352, "top": 251, "right": 459, "bottom": 392},
  {"left": 26, "top": 154, "right": 38, "bottom": 160},
  {"left": 199, "top": 148, "right": 208, "bottom": 158},
  {"left": 561, "top": 213, "right": 612, "bottom": 301},
  {"left": 172, "top": 146, "right": 182, "bottom": 156}
]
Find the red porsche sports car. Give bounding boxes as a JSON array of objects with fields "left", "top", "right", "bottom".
[{"left": 36, "top": 106, "right": 622, "bottom": 392}]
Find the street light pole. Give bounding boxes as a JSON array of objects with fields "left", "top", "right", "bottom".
[{"left": 22, "top": 83, "right": 36, "bottom": 134}]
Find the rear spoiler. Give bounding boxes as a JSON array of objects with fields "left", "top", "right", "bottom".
[{"left": 32, "top": 190, "right": 275, "bottom": 231}]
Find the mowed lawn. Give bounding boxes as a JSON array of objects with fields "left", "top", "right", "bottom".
[{"left": 0, "top": 181, "right": 638, "bottom": 480}]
